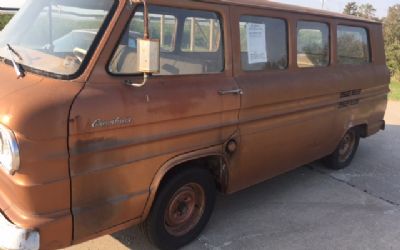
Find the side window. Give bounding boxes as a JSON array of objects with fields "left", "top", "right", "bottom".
[
  {"left": 239, "top": 16, "right": 288, "bottom": 71},
  {"left": 108, "top": 6, "right": 224, "bottom": 75},
  {"left": 121, "top": 12, "right": 176, "bottom": 52},
  {"left": 181, "top": 17, "right": 221, "bottom": 52},
  {"left": 297, "top": 21, "right": 330, "bottom": 68},
  {"left": 337, "top": 25, "right": 370, "bottom": 65}
]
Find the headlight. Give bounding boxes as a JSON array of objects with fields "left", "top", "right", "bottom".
[{"left": 0, "top": 124, "right": 20, "bottom": 175}]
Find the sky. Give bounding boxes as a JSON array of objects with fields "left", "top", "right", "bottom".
[
  {"left": 0, "top": 0, "right": 25, "bottom": 9},
  {"left": 0, "top": 0, "right": 396, "bottom": 18},
  {"left": 272, "top": 0, "right": 397, "bottom": 18}
]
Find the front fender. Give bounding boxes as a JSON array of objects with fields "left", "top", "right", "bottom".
[{"left": 141, "top": 145, "right": 227, "bottom": 220}]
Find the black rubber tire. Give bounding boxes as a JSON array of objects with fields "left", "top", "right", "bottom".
[
  {"left": 141, "top": 168, "right": 216, "bottom": 250},
  {"left": 324, "top": 128, "right": 360, "bottom": 170}
]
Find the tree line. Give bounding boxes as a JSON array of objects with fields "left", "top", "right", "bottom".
[{"left": 344, "top": 2, "right": 400, "bottom": 80}]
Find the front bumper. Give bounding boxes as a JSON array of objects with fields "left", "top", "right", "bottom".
[{"left": 0, "top": 212, "right": 39, "bottom": 250}]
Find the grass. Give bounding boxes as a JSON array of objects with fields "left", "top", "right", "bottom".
[
  {"left": 0, "top": 14, "right": 13, "bottom": 30},
  {"left": 389, "top": 79, "right": 400, "bottom": 101}
]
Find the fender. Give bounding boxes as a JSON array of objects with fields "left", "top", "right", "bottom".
[
  {"left": 140, "top": 145, "right": 229, "bottom": 220},
  {"left": 328, "top": 120, "right": 367, "bottom": 154}
]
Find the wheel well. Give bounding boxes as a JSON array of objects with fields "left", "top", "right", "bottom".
[
  {"left": 158, "top": 156, "right": 227, "bottom": 194},
  {"left": 353, "top": 124, "right": 368, "bottom": 138}
]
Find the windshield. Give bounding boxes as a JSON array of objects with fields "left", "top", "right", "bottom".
[{"left": 0, "top": 0, "right": 115, "bottom": 78}]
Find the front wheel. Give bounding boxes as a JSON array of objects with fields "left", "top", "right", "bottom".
[
  {"left": 142, "top": 168, "right": 216, "bottom": 250},
  {"left": 324, "top": 128, "right": 360, "bottom": 170}
]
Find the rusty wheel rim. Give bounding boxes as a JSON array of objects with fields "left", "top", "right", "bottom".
[
  {"left": 338, "top": 131, "right": 356, "bottom": 163},
  {"left": 164, "top": 183, "right": 205, "bottom": 237}
]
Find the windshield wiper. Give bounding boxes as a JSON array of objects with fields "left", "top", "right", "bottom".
[{"left": 6, "top": 44, "right": 25, "bottom": 79}]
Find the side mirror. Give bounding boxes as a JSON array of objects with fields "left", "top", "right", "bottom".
[
  {"left": 137, "top": 38, "right": 160, "bottom": 74},
  {"left": 126, "top": 0, "right": 160, "bottom": 87}
]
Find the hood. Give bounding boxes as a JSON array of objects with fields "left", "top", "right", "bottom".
[{"left": 0, "top": 62, "right": 84, "bottom": 140}]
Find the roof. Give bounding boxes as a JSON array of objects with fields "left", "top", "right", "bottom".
[
  {"left": 201, "top": 0, "right": 381, "bottom": 24},
  {"left": 0, "top": 7, "right": 19, "bottom": 14},
  {"left": 0, "top": 0, "right": 381, "bottom": 24}
]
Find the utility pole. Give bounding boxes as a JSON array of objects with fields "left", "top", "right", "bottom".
[{"left": 321, "top": 0, "right": 325, "bottom": 9}]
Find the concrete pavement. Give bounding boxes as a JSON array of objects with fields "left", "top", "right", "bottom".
[{"left": 67, "top": 101, "right": 400, "bottom": 250}]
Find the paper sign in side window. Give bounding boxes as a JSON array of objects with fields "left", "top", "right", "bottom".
[{"left": 246, "top": 23, "right": 268, "bottom": 64}]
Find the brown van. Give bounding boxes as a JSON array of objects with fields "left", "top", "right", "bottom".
[{"left": 0, "top": 0, "right": 389, "bottom": 249}]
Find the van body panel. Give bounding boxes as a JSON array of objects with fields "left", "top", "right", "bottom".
[
  {"left": 201, "top": 0, "right": 382, "bottom": 24},
  {"left": 69, "top": 68, "right": 239, "bottom": 241},
  {"left": 226, "top": 6, "right": 389, "bottom": 192},
  {"left": 0, "top": 64, "right": 83, "bottom": 248}
]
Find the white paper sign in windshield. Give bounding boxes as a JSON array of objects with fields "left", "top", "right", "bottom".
[{"left": 246, "top": 23, "right": 267, "bottom": 64}]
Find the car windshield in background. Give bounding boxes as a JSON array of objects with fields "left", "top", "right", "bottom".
[{"left": 0, "top": 0, "right": 115, "bottom": 78}]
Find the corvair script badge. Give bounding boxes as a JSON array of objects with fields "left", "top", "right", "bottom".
[{"left": 91, "top": 117, "right": 133, "bottom": 128}]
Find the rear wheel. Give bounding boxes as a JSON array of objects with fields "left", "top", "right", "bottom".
[
  {"left": 324, "top": 129, "right": 360, "bottom": 170},
  {"left": 142, "top": 168, "right": 216, "bottom": 250}
]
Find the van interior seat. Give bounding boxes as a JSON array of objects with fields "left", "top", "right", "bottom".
[
  {"left": 240, "top": 52, "right": 288, "bottom": 71},
  {"left": 297, "top": 53, "right": 330, "bottom": 67},
  {"left": 110, "top": 46, "right": 222, "bottom": 75}
]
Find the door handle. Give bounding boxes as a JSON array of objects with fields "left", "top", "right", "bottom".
[{"left": 218, "top": 89, "right": 243, "bottom": 96}]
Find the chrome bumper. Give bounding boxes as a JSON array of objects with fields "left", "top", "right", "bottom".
[{"left": 0, "top": 212, "right": 39, "bottom": 250}]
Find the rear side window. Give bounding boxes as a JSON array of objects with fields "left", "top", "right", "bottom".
[
  {"left": 239, "top": 16, "right": 288, "bottom": 71},
  {"left": 181, "top": 17, "right": 221, "bottom": 52},
  {"left": 109, "top": 5, "right": 224, "bottom": 75},
  {"left": 337, "top": 25, "right": 370, "bottom": 65},
  {"left": 297, "top": 21, "right": 330, "bottom": 68}
]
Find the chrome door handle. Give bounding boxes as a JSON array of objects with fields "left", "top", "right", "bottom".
[{"left": 218, "top": 89, "right": 243, "bottom": 96}]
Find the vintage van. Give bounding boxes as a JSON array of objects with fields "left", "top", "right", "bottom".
[{"left": 0, "top": 0, "right": 389, "bottom": 249}]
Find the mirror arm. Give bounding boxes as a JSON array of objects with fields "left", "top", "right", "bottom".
[
  {"left": 131, "top": 0, "right": 149, "bottom": 39},
  {"left": 143, "top": 0, "right": 150, "bottom": 39},
  {"left": 127, "top": 0, "right": 152, "bottom": 88},
  {"left": 125, "top": 73, "right": 149, "bottom": 87}
]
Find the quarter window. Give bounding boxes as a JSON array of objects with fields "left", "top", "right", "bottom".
[
  {"left": 239, "top": 16, "right": 288, "bottom": 71},
  {"left": 297, "top": 21, "right": 330, "bottom": 68},
  {"left": 109, "top": 6, "right": 224, "bottom": 75},
  {"left": 337, "top": 25, "right": 370, "bottom": 65}
]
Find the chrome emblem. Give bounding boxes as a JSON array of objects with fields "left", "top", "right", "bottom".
[{"left": 91, "top": 117, "right": 133, "bottom": 128}]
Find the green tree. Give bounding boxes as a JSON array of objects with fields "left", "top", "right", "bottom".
[
  {"left": 343, "top": 2, "right": 359, "bottom": 16},
  {"left": 384, "top": 5, "right": 400, "bottom": 45},
  {"left": 343, "top": 2, "right": 378, "bottom": 21},
  {"left": 384, "top": 5, "right": 400, "bottom": 80},
  {"left": 358, "top": 3, "right": 377, "bottom": 20}
]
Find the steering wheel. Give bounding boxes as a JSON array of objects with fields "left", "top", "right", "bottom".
[{"left": 73, "top": 47, "right": 88, "bottom": 63}]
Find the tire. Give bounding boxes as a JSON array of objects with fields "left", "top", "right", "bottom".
[
  {"left": 142, "top": 168, "right": 216, "bottom": 250},
  {"left": 324, "top": 128, "right": 360, "bottom": 170}
]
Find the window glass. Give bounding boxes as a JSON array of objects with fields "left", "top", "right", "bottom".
[
  {"left": 128, "top": 12, "right": 176, "bottom": 52},
  {"left": 181, "top": 17, "right": 221, "bottom": 52},
  {"left": 239, "top": 16, "right": 288, "bottom": 71},
  {"left": 0, "top": 0, "right": 115, "bottom": 77},
  {"left": 109, "top": 6, "right": 224, "bottom": 75},
  {"left": 337, "top": 25, "right": 370, "bottom": 65},
  {"left": 297, "top": 21, "right": 330, "bottom": 68}
]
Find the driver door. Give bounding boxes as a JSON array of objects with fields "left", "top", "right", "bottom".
[{"left": 68, "top": 1, "right": 240, "bottom": 240}]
